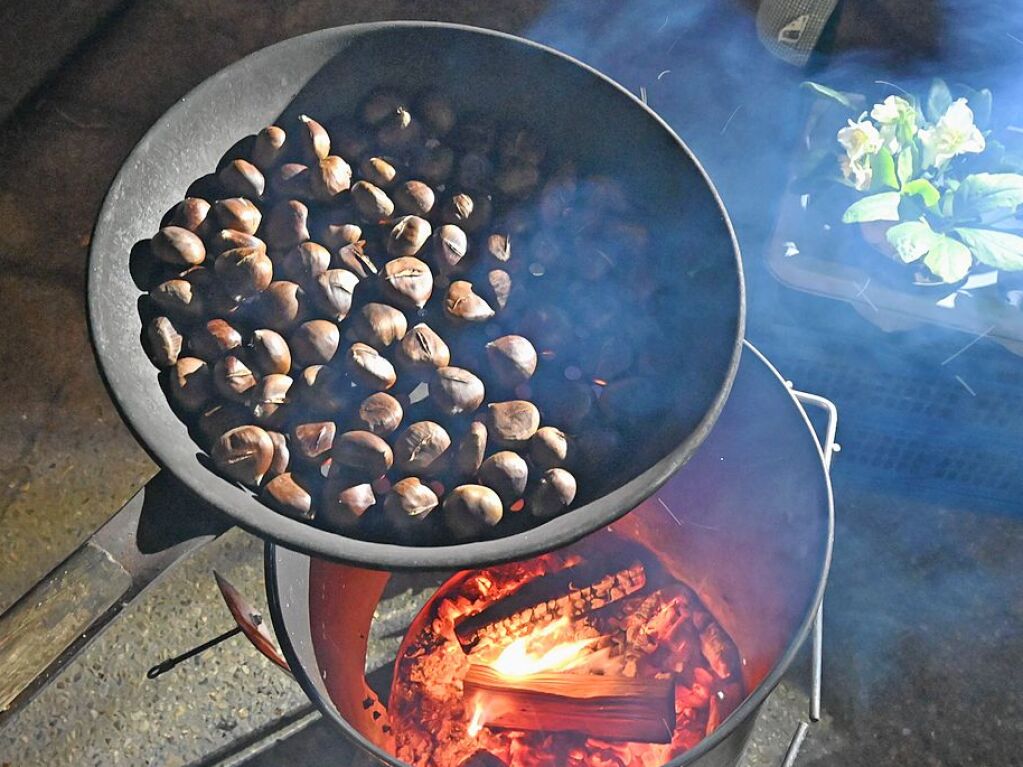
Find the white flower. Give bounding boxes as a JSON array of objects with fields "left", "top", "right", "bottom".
[
  {"left": 837, "top": 119, "right": 883, "bottom": 162},
  {"left": 918, "top": 98, "right": 986, "bottom": 168},
  {"left": 870, "top": 95, "right": 917, "bottom": 152},
  {"left": 841, "top": 156, "right": 873, "bottom": 192}
]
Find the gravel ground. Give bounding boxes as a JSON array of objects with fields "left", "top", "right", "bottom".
[{"left": 0, "top": 529, "right": 309, "bottom": 766}]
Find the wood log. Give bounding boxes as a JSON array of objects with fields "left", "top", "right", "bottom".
[
  {"left": 454, "top": 561, "right": 647, "bottom": 651},
  {"left": 699, "top": 621, "right": 739, "bottom": 680},
  {"left": 463, "top": 664, "right": 675, "bottom": 743}
]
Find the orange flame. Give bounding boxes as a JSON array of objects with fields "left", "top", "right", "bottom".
[
  {"left": 489, "top": 618, "right": 602, "bottom": 678},
  {"left": 467, "top": 699, "right": 486, "bottom": 738},
  {"left": 593, "top": 378, "right": 608, "bottom": 386}
]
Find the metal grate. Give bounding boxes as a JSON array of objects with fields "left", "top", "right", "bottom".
[{"left": 758, "top": 322, "right": 1023, "bottom": 515}]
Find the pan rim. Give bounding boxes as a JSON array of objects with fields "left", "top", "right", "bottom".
[{"left": 87, "top": 20, "right": 745, "bottom": 570}]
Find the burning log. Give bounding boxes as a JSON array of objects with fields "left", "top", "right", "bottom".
[
  {"left": 699, "top": 621, "right": 739, "bottom": 680},
  {"left": 454, "top": 561, "right": 647, "bottom": 651},
  {"left": 463, "top": 664, "right": 675, "bottom": 744}
]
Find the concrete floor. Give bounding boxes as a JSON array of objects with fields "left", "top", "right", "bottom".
[{"left": 1, "top": 1, "right": 1022, "bottom": 766}]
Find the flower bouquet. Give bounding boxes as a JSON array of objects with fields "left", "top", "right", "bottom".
[
  {"left": 800, "top": 79, "right": 1023, "bottom": 286},
  {"left": 767, "top": 78, "right": 1023, "bottom": 350}
]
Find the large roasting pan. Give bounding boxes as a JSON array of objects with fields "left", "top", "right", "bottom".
[{"left": 0, "top": 22, "right": 743, "bottom": 722}]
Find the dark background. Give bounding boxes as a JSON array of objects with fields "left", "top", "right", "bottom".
[{"left": 0, "top": 1, "right": 1020, "bottom": 765}]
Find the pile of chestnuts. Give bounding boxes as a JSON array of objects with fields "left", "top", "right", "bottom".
[{"left": 141, "top": 89, "right": 669, "bottom": 544}]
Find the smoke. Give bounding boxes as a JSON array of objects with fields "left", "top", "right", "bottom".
[{"left": 518, "top": 1, "right": 1023, "bottom": 761}]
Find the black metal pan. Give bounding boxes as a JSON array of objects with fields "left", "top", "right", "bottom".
[
  {"left": 0, "top": 22, "right": 742, "bottom": 721},
  {"left": 88, "top": 22, "right": 744, "bottom": 570}
]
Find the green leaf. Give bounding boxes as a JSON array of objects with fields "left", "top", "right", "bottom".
[
  {"left": 896, "top": 118, "right": 917, "bottom": 148},
  {"left": 1001, "top": 148, "right": 1023, "bottom": 174},
  {"left": 870, "top": 148, "right": 899, "bottom": 190},
  {"left": 923, "top": 236, "right": 973, "bottom": 283},
  {"left": 955, "top": 173, "right": 1023, "bottom": 218},
  {"left": 941, "top": 189, "right": 956, "bottom": 218},
  {"left": 954, "top": 227, "right": 1023, "bottom": 270},
  {"left": 898, "top": 193, "right": 928, "bottom": 223},
  {"left": 896, "top": 146, "right": 917, "bottom": 187},
  {"left": 886, "top": 220, "right": 938, "bottom": 263},
  {"left": 984, "top": 138, "right": 1007, "bottom": 167},
  {"left": 902, "top": 178, "right": 941, "bottom": 208},
  {"left": 801, "top": 81, "right": 864, "bottom": 111},
  {"left": 926, "top": 78, "right": 953, "bottom": 123},
  {"left": 842, "top": 192, "right": 902, "bottom": 223}
]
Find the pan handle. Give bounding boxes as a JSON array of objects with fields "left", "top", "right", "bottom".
[{"left": 0, "top": 470, "right": 230, "bottom": 725}]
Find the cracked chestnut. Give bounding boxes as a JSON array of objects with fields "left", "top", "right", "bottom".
[
  {"left": 212, "top": 425, "right": 274, "bottom": 486},
  {"left": 394, "top": 421, "right": 451, "bottom": 474},
  {"left": 214, "top": 354, "right": 258, "bottom": 401},
  {"left": 382, "top": 255, "right": 433, "bottom": 308},
  {"left": 347, "top": 303, "right": 407, "bottom": 348},
  {"left": 395, "top": 323, "right": 449, "bottom": 377},
  {"left": 147, "top": 316, "right": 183, "bottom": 367},
  {"left": 455, "top": 421, "right": 488, "bottom": 476},
  {"left": 262, "top": 473, "right": 313, "bottom": 519},
  {"left": 310, "top": 268, "right": 359, "bottom": 322},
  {"left": 386, "top": 216, "right": 432, "bottom": 258},
  {"left": 383, "top": 477, "right": 439, "bottom": 529},
  {"left": 345, "top": 342, "right": 397, "bottom": 390},
  {"left": 486, "top": 400, "right": 540, "bottom": 448},
  {"left": 332, "top": 430, "right": 393, "bottom": 478},
  {"left": 170, "top": 356, "right": 212, "bottom": 412},
  {"left": 354, "top": 392, "right": 403, "bottom": 436},
  {"left": 431, "top": 367, "right": 485, "bottom": 415}
]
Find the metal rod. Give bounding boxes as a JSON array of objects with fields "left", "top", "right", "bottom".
[
  {"left": 811, "top": 602, "right": 823, "bottom": 722},
  {"left": 146, "top": 626, "right": 243, "bottom": 679},
  {"left": 791, "top": 390, "right": 838, "bottom": 738},
  {"left": 791, "top": 389, "right": 839, "bottom": 472},
  {"left": 780, "top": 721, "right": 810, "bottom": 767}
]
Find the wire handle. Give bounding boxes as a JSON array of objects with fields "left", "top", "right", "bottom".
[
  {"left": 146, "top": 626, "right": 243, "bottom": 679},
  {"left": 777, "top": 388, "right": 839, "bottom": 766}
]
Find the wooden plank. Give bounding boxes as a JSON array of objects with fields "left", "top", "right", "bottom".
[
  {"left": 0, "top": 541, "right": 131, "bottom": 712},
  {"left": 0, "top": 472, "right": 229, "bottom": 725},
  {"left": 463, "top": 664, "right": 675, "bottom": 743}
]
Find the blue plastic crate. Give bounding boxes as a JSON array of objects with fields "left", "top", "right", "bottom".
[{"left": 753, "top": 316, "right": 1023, "bottom": 517}]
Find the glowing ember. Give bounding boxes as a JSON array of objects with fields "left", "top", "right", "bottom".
[
  {"left": 388, "top": 539, "right": 746, "bottom": 767},
  {"left": 593, "top": 378, "right": 609, "bottom": 387}
]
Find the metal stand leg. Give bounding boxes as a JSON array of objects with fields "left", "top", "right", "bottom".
[{"left": 777, "top": 388, "right": 838, "bottom": 765}]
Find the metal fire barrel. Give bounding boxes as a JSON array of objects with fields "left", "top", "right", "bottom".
[{"left": 267, "top": 342, "right": 834, "bottom": 767}]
